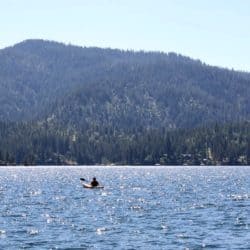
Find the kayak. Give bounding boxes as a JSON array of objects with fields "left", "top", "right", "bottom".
[{"left": 83, "top": 183, "right": 104, "bottom": 189}]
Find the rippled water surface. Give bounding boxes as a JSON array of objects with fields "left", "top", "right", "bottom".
[{"left": 0, "top": 166, "right": 249, "bottom": 249}]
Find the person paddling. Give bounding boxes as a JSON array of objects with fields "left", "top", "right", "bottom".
[{"left": 90, "top": 177, "right": 99, "bottom": 187}]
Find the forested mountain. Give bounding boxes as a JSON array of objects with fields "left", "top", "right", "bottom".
[
  {"left": 1, "top": 39, "right": 250, "bottom": 128},
  {"left": 0, "top": 39, "right": 250, "bottom": 165}
]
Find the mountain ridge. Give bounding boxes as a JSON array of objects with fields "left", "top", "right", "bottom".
[
  {"left": 0, "top": 39, "right": 250, "bottom": 129},
  {"left": 3, "top": 39, "right": 249, "bottom": 72}
]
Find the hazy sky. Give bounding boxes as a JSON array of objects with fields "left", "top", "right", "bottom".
[{"left": 1, "top": 0, "right": 250, "bottom": 71}]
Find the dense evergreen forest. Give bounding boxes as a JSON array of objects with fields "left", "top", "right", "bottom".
[
  {"left": 0, "top": 121, "right": 249, "bottom": 165},
  {"left": 0, "top": 39, "right": 250, "bottom": 165}
]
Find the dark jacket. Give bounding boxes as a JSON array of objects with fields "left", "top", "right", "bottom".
[{"left": 91, "top": 179, "right": 99, "bottom": 187}]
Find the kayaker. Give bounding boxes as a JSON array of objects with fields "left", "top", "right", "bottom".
[{"left": 90, "top": 177, "right": 99, "bottom": 187}]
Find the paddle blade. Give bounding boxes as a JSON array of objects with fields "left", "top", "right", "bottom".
[{"left": 80, "top": 178, "right": 86, "bottom": 181}]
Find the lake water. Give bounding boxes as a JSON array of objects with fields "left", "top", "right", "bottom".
[{"left": 0, "top": 166, "right": 249, "bottom": 249}]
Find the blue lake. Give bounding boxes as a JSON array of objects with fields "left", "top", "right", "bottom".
[{"left": 0, "top": 166, "right": 249, "bottom": 249}]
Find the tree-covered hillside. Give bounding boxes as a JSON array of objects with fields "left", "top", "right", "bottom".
[
  {"left": 0, "top": 39, "right": 250, "bottom": 128},
  {"left": 0, "top": 39, "right": 250, "bottom": 165}
]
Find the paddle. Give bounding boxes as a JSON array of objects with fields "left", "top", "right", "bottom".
[{"left": 80, "top": 178, "right": 87, "bottom": 181}]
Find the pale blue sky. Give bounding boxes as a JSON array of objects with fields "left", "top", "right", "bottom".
[{"left": 1, "top": 0, "right": 250, "bottom": 71}]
